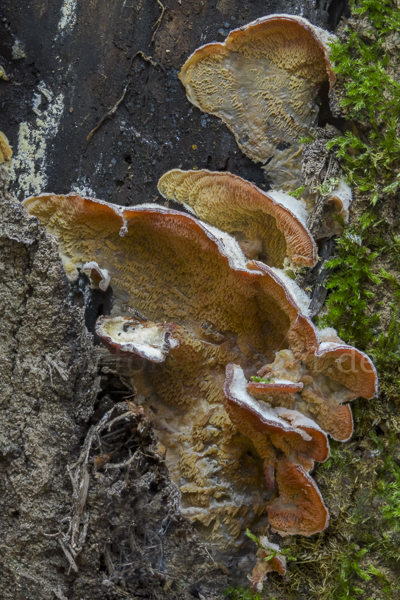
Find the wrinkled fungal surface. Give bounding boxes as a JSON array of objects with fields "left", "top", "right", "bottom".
[
  {"left": 158, "top": 169, "right": 317, "bottom": 267},
  {"left": 254, "top": 343, "right": 378, "bottom": 442},
  {"left": 223, "top": 363, "right": 330, "bottom": 537},
  {"left": 179, "top": 15, "right": 335, "bottom": 189},
  {"left": 24, "top": 193, "right": 377, "bottom": 567}
]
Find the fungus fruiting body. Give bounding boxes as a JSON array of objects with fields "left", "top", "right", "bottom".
[
  {"left": 179, "top": 14, "right": 335, "bottom": 189},
  {"left": 24, "top": 192, "right": 377, "bottom": 570},
  {"left": 248, "top": 535, "right": 286, "bottom": 592},
  {"left": 82, "top": 261, "right": 111, "bottom": 291},
  {"left": 0, "top": 132, "right": 12, "bottom": 163},
  {"left": 158, "top": 169, "right": 316, "bottom": 267},
  {"left": 95, "top": 316, "right": 179, "bottom": 362},
  {"left": 224, "top": 363, "right": 330, "bottom": 537}
]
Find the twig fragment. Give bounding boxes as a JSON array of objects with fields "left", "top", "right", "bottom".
[
  {"left": 151, "top": 0, "right": 166, "bottom": 44},
  {"left": 58, "top": 539, "right": 79, "bottom": 574},
  {"left": 46, "top": 354, "right": 69, "bottom": 385},
  {"left": 86, "top": 86, "right": 128, "bottom": 142},
  {"left": 105, "top": 448, "right": 139, "bottom": 469},
  {"left": 133, "top": 50, "right": 159, "bottom": 69},
  {"left": 86, "top": 50, "right": 161, "bottom": 143},
  {"left": 49, "top": 403, "right": 142, "bottom": 573}
]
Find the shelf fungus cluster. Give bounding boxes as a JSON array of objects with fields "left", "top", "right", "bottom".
[
  {"left": 24, "top": 192, "right": 378, "bottom": 584},
  {"left": 178, "top": 13, "right": 355, "bottom": 242}
]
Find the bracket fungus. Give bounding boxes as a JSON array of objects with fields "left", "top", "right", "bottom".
[
  {"left": 96, "top": 315, "right": 180, "bottom": 363},
  {"left": 179, "top": 14, "right": 335, "bottom": 189},
  {"left": 0, "top": 131, "right": 12, "bottom": 163},
  {"left": 248, "top": 535, "right": 286, "bottom": 592},
  {"left": 158, "top": 169, "right": 317, "bottom": 267},
  {"left": 324, "top": 178, "right": 353, "bottom": 225},
  {"left": 24, "top": 192, "right": 377, "bottom": 573},
  {"left": 82, "top": 261, "right": 111, "bottom": 291}
]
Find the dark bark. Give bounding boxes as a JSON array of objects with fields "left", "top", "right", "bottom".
[{"left": 0, "top": 0, "right": 344, "bottom": 205}]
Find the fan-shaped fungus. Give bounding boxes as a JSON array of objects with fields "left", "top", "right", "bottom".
[
  {"left": 82, "top": 261, "right": 111, "bottom": 291},
  {"left": 158, "top": 169, "right": 317, "bottom": 267},
  {"left": 249, "top": 535, "right": 286, "bottom": 592},
  {"left": 179, "top": 15, "right": 335, "bottom": 189}
]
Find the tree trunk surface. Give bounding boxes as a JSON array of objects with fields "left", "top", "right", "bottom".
[{"left": 5, "top": 2, "right": 392, "bottom": 600}]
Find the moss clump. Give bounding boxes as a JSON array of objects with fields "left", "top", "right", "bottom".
[
  {"left": 223, "top": 585, "right": 264, "bottom": 600},
  {"left": 317, "top": 219, "right": 381, "bottom": 348},
  {"left": 327, "top": 0, "right": 400, "bottom": 204},
  {"left": 310, "top": 1, "right": 400, "bottom": 598},
  {"left": 318, "top": 0, "right": 400, "bottom": 396}
]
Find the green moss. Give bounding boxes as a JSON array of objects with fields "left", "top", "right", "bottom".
[
  {"left": 327, "top": 0, "right": 400, "bottom": 204},
  {"left": 223, "top": 585, "right": 264, "bottom": 600},
  {"left": 288, "top": 185, "right": 306, "bottom": 198},
  {"left": 317, "top": 222, "right": 381, "bottom": 348},
  {"left": 315, "top": 5, "right": 400, "bottom": 598},
  {"left": 315, "top": 176, "right": 342, "bottom": 197},
  {"left": 318, "top": 0, "right": 400, "bottom": 358}
]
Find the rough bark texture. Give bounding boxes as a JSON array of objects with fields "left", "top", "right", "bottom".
[{"left": 0, "top": 2, "right": 361, "bottom": 599}]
